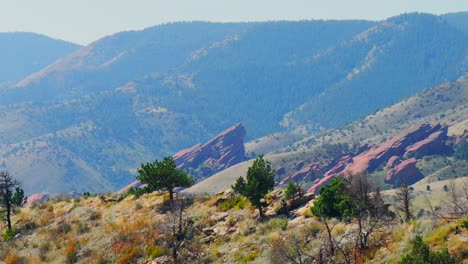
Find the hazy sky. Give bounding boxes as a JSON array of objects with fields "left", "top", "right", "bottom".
[{"left": 1, "top": 0, "right": 467, "bottom": 45}]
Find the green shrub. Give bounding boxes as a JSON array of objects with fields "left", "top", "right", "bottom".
[
  {"left": 127, "top": 187, "right": 146, "bottom": 197},
  {"left": 2, "top": 228, "right": 15, "bottom": 241},
  {"left": 284, "top": 181, "right": 298, "bottom": 199},
  {"left": 259, "top": 217, "right": 288, "bottom": 235},
  {"left": 425, "top": 224, "right": 456, "bottom": 246},
  {"left": 219, "top": 195, "right": 247, "bottom": 211},
  {"left": 145, "top": 245, "right": 169, "bottom": 258},
  {"left": 459, "top": 218, "right": 468, "bottom": 229},
  {"left": 400, "top": 235, "right": 461, "bottom": 264}
]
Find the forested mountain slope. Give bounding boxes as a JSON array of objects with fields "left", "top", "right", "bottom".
[{"left": 0, "top": 13, "right": 467, "bottom": 194}]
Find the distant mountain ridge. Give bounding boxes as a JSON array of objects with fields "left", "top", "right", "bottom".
[
  {"left": 0, "top": 32, "right": 80, "bottom": 84},
  {"left": 0, "top": 13, "right": 467, "bottom": 194}
]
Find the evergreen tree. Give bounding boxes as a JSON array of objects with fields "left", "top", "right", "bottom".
[
  {"left": 311, "top": 177, "right": 353, "bottom": 219},
  {"left": 232, "top": 155, "right": 275, "bottom": 218},
  {"left": 137, "top": 157, "right": 193, "bottom": 201}
]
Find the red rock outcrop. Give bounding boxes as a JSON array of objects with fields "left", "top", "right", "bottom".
[
  {"left": 385, "top": 158, "right": 424, "bottom": 185},
  {"left": 295, "top": 161, "right": 305, "bottom": 170},
  {"left": 386, "top": 156, "right": 400, "bottom": 168},
  {"left": 307, "top": 123, "right": 446, "bottom": 193},
  {"left": 307, "top": 155, "right": 352, "bottom": 194},
  {"left": 117, "top": 180, "right": 145, "bottom": 194},
  {"left": 26, "top": 193, "right": 50, "bottom": 205},
  {"left": 280, "top": 162, "right": 322, "bottom": 185},
  {"left": 404, "top": 128, "right": 448, "bottom": 157},
  {"left": 173, "top": 123, "right": 246, "bottom": 172},
  {"left": 118, "top": 123, "right": 246, "bottom": 193},
  {"left": 344, "top": 123, "right": 443, "bottom": 175}
]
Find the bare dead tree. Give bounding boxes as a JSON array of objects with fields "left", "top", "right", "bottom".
[
  {"left": 0, "top": 171, "right": 24, "bottom": 231},
  {"left": 269, "top": 225, "right": 318, "bottom": 264},
  {"left": 269, "top": 220, "right": 353, "bottom": 264},
  {"left": 346, "top": 174, "right": 394, "bottom": 255},
  {"left": 425, "top": 179, "right": 468, "bottom": 221},
  {"left": 160, "top": 196, "right": 197, "bottom": 264},
  {"left": 321, "top": 218, "right": 353, "bottom": 264},
  {"left": 394, "top": 182, "right": 412, "bottom": 222},
  {"left": 446, "top": 180, "right": 468, "bottom": 219}
]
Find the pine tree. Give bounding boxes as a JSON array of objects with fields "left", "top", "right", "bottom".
[
  {"left": 232, "top": 155, "right": 275, "bottom": 218},
  {"left": 137, "top": 157, "right": 193, "bottom": 201}
]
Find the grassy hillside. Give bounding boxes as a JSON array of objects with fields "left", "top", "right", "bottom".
[{"left": 1, "top": 177, "right": 466, "bottom": 263}]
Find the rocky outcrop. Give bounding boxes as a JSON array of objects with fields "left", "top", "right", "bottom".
[
  {"left": 118, "top": 123, "right": 246, "bottom": 193},
  {"left": 404, "top": 128, "right": 449, "bottom": 157},
  {"left": 295, "top": 161, "right": 305, "bottom": 170},
  {"left": 307, "top": 123, "right": 446, "bottom": 193},
  {"left": 280, "top": 162, "right": 322, "bottom": 185},
  {"left": 173, "top": 123, "right": 246, "bottom": 175},
  {"left": 386, "top": 156, "right": 400, "bottom": 168},
  {"left": 117, "top": 180, "right": 145, "bottom": 194},
  {"left": 26, "top": 193, "right": 50, "bottom": 205},
  {"left": 345, "top": 123, "right": 443, "bottom": 175},
  {"left": 307, "top": 155, "right": 352, "bottom": 194},
  {"left": 385, "top": 158, "right": 424, "bottom": 185}
]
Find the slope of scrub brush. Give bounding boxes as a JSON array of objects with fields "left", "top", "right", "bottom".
[{"left": 1, "top": 180, "right": 466, "bottom": 263}]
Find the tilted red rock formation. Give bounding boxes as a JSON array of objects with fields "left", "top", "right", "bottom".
[
  {"left": 386, "top": 156, "right": 400, "bottom": 168},
  {"left": 307, "top": 155, "right": 352, "bottom": 194},
  {"left": 173, "top": 123, "right": 246, "bottom": 172},
  {"left": 279, "top": 162, "right": 322, "bottom": 185},
  {"left": 117, "top": 180, "right": 145, "bottom": 194},
  {"left": 118, "top": 123, "right": 246, "bottom": 193},
  {"left": 344, "top": 123, "right": 443, "bottom": 175},
  {"left": 385, "top": 158, "right": 424, "bottom": 185},
  {"left": 404, "top": 128, "right": 448, "bottom": 157},
  {"left": 307, "top": 123, "right": 446, "bottom": 193},
  {"left": 26, "top": 193, "right": 50, "bottom": 205}
]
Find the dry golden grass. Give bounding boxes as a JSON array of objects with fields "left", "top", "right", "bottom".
[{"left": 2, "top": 188, "right": 466, "bottom": 264}]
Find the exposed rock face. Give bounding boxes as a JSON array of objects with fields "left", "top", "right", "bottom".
[
  {"left": 295, "top": 160, "right": 305, "bottom": 170},
  {"left": 307, "top": 155, "right": 352, "bottom": 194},
  {"left": 386, "top": 156, "right": 400, "bottom": 168},
  {"left": 26, "top": 193, "right": 50, "bottom": 205},
  {"left": 118, "top": 123, "right": 246, "bottom": 193},
  {"left": 404, "top": 129, "right": 449, "bottom": 157},
  {"left": 279, "top": 162, "right": 322, "bottom": 185},
  {"left": 117, "top": 180, "right": 144, "bottom": 194},
  {"left": 173, "top": 123, "right": 246, "bottom": 175},
  {"left": 385, "top": 158, "right": 424, "bottom": 185},
  {"left": 324, "top": 155, "right": 353, "bottom": 178},
  {"left": 345, "top": 123, "right": 443, "bottom": 175},
  {"left": 307, "top": 123, "right": 446, "bottom": 193}
]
